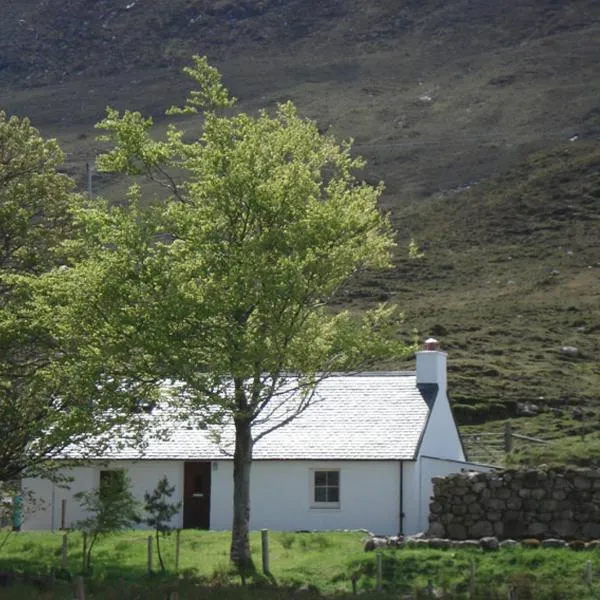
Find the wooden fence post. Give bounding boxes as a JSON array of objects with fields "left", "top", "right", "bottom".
[
  {"left": 261, "top": 529, "right": 270, "bottom": 573},
  {"left": 504, "top": 422, "right": 513, "bottom": 453},
  {"left": 175, "top": 529, "right": 181, "bottom": 574},
  {"left": 61, "top": 533, "right": 68, "bottom": 570},
  {"left": 351, "top": 574, "right": 357, "bottom": 596},
  {"left": 74, "top": 575, "right": 85, "bottom": 600},
  {"left": 147, "top": 535, "right": 153, "bottom": 576},
  {"left": 376, "top": 552, "right": 383, "bottom": 592},
  {"left": 60, "top": 499, "right": 67, "bottom": 530}
]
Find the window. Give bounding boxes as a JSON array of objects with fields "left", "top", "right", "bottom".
[
  {"left": 312, "top": 469, "right": 340, "bottom": 508},
  {"left": 99, "top": 470, "right": 126, "bottom": 501}
]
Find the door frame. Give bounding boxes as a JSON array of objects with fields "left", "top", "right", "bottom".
[{"left": 183, "top": 461, "right": 212, "bottom": 529}]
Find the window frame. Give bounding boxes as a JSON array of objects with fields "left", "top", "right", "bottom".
[{"left": 310, "top": 467, "right": 341, "bottom": 509}]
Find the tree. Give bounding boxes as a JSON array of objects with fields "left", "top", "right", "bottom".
[
  {"left": 0, "top": 112, "right": 152, "bottom": 493},
  {"left": 49, "top": 57, "right": 411, "bottom": 569},
  {"left": 0, "top": 111, "right": 76, "bottom": 486},
  {"left": 143, "top": 476, "right": 182, "bottom": 573},
  {"left": 74, "top": 470, "right": 140, "bottom": 570}
]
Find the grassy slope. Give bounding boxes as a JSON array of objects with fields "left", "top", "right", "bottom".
[
  {"left": 0, "top": 530, "right": 599, "bottom": 599},
  {"left": 0, "top": 0, "right": 599, "bottom": 465}
]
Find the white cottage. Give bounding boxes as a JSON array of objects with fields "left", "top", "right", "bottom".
[{"left": 23, "top": 340, "right": 488, "bottom": 534}]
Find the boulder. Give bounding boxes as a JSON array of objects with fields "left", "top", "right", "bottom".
[
  {"left": 560, "top": 346, "right": 580, "bottom": 357},
  {"left": 479, "top": 536, "right": 499, "bottom": 551}
]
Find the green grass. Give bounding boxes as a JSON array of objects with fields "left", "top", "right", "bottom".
[{"left": 1, "top": 531, "right": 600, "bottom": 599}]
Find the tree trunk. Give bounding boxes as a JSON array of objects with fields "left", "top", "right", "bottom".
[
  {"left": 229, "top": 413, "right": 253, "bottom": 570},
  {"left": 156, "top": 528, "right": 165, "bottom": 573}
]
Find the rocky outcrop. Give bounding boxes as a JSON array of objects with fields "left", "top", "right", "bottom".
[{"left": 428, "top": 468, "right": 600, "bottom": 540}]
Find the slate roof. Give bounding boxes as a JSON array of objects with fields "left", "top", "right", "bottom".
[{"left": 90, "top": 372, "right": 433, "bottom": 462}]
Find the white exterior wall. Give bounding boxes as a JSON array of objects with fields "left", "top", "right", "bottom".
[
  {"left": 212, "top": 460, "right": 401, "bottom": 534},
  {"left": 23, "top": 459, "right": 400, "bottom": 534},
  {"left": 22, "top": 461, "right": 184, "bottom": 531},
  {"left": 24, "top": 457, "right": 491, "bottom": 535}
]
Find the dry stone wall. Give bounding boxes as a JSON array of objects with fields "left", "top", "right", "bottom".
[{"left": 428, "top": 468, "right": 600, "bottom": 540}]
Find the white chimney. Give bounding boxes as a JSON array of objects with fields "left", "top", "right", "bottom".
[{"left": 416, "top": 337, "right": 447, "bottom": 393}]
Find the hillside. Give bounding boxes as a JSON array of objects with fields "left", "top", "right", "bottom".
[{"left": 1, "top": 0, "right": 599, "bottom": 465}]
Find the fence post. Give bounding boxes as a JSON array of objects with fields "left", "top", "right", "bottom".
[
  {"left": 376, "top": 552, "right": 383, "bottom": 592},
  {"left": 261, "top": 529, "right": 270, "bottom": 573},
  {"left": 74, "top": 575, "right": 86, "bottom": 600},
  {"left": 351, "top": 574, "right": 357, "bottom": 596},
  {"left": 504, "top": 422, "right": 513, "bottom": 453},
  {"left": 61, "top": 533, "right": 68, "bottom": 570},
  {"left": 147, "top": 535, "right": 153, "bottom": 576},
  {"left": 60, "top": 499, "right": 67, "bottom": 530},
  {"left": 175, "top": 529, "right": 181, "bottom": 574},
  {"left": 584, "top": 560, "right": 593, "bottom": 590},
  {"left": 427, "top": 579, "right": 434, "bottom": 599}
]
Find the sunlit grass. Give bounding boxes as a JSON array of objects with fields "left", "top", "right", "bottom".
[{"left": 1, "top": 530, "right": 600, "bottom": 598}]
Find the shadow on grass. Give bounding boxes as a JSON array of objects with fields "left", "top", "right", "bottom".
[{"left": 0, "top": 574, "right": 331, "bottom": 600}]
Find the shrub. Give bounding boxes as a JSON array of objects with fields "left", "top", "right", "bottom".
[
  {"left": 142, "top": 476, "right": 182, "bottom": 573},
  {"left": 73, "top": 471, "right": 140, "bottom": 570}
]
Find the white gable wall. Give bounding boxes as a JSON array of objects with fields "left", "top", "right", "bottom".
[
  {"left": 402, "top": 346, "right": 478, "bottom": 535},
  {"left": 417, "top": 389, "right": 464, "bottom": 461}
]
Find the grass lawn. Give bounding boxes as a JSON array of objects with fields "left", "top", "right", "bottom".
[{"left": 0, "top": 530, "right": 600, "bottom": 599}]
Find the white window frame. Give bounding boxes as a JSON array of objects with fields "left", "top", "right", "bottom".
[{"left": 310, "top": 468, "right": 341, "bottom": 509}]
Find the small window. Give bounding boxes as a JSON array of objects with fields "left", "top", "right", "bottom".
[
  {"left": 312, "top": 469, "right": 340, "bottom": 508},
  {"left": 99, "top": 470, "right": 126, "bottom": 500}
]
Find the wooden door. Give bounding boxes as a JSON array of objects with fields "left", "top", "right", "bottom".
[{"left": 183, "top": 462, "right": 211, "bottom": 529}]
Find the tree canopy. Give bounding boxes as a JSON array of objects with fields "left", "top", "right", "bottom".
[
  {"left": 46, "top": 57, "right": 411, "bottom": 568},
  {"left": 0, "top": 112, "right": 148, "bottom": 493}
]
